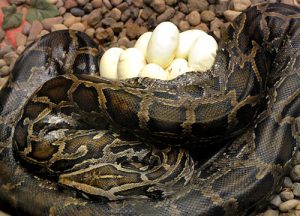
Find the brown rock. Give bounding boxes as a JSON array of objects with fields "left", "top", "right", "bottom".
[
  {"left": 51, "top": 24, "right": 68, "bottom": 32},
  {"left": 179, "top": 20, "right": 190, "bottom": 32},
  {"left": 201, "top": 10, "right": 215, "bottom": 22},
  {"left": 22, "top": 23, "right": 31, "bottom": 35},
  {"left": 0, "top": 76, "right": 9, "bottom": 90},
  {"left": 121, "top": 9, "right": 131, "bottom": 22},
  {"left": 157, "top": 7, "right": 176, "bottom": 24},
  {"left": 187, "top": 11, "right": 201, "bottom": 26},
  {"left": 140, "top": 6, "right": 154, "bottom": 20},
  {"left": 101, "top": 18, "right": 116, "bottom": 27},
  {"left": 0, "top": 66, "right": 10, "bottom": 77},
  {"left": 16, "top": 33, "right": 27, "bottom": 47},
  {"left": 85, "top": 28, "right": 95, "bottom": 38},
  {"left": 64, "top": 0, "right": 78, "bottom": 9},
  {"left": 41, "top": 17, "right": 63, "bottom": 31},
  {"left": 111, "top": 22, "right": 124, "bottom": 34},
  {"left": 69, "top": 23, "right": 85, "bottom": 31},
  {"left": 187, "top": 0, "right": 209, "bottom": 12},
  {"left": 95, "top": 28, "right": 114, "bottom": 42},
  {"left": 103, "top": 0, "right": 113, "bottom": 9},
  {"left": 151, "top": 0, "right": 166, "bottom": 13},
  {"left": 170, "top": 11, "right": 185, "bottom": 26},
  {"left": 27, "top": 20, "right": 43, "bottom": 44},
  {"left": 4, "top": 51, "right": 18, "bottom": 66},
  {"left": 56, "top": 0, "right": 64, "bottom": 7},
  {"left": 109, "top": 8, "right": 122, "bottom": 21},
  {"left": 0, "top": 46, "right": 14, "bottom": 58},
  {"left": 77, "top": 0, "right": 89, "bottom": 6},
  {"left": 165, "top": 0, "right": 177, "bottom": 6},
  {"left": 0, "top": 28, "right": 5, "bottom": 42},
  {"left": 0, "top": 59, "right": 6, "bottom": 68},
  {"left": 47, "top": 0, "right": 58, "bottom": 4},
  {"left": 215, "top": 1, "right": 229, "bottom": 17},
  {"left": 231, "top": 0, "right": 251, "bottom": 11},
  {"left": 117, "top": 2, "right": 129, "bottom": 11},
  {"left": 39, "top": 30, "right": 50, "bottom": 38},
  {"left": 91, "top": 0, "right": 102, "bottom": 8},
  {"left": 16, "top": 45, "right": 25, "bottom": 55},
  {"left": 83, "top": 3, "right": 93, "bottom": 13},
  {"left": 59, "top": 7, "right": 66, "bottom": 15},
  {"left": 132, "top": 0, "right": 144, "bottom": 8},
  {"left": 223, "top": 10, "right": 242, "bottom": 22},
  {"left": 210, "top": 17, "right": 223, "bottom": 31},
  {"left": 111, "top": 0, "right": 122, "bottom": 6},
  {"left": 87, "top": 9, "right": 102, "bottom": 26},
  {"left": 178, "top": 2, "right": 189, "bottom": 14},
  {"left": 195, "top": 23, "right": 209, "bottom": 32},
  {"left": 63, "top": 13, "right": 78, "bottom": 27},
  {"left": 126, "top": 23, "right": 147, "bottom": 40},
  {"left": 118, "top": 37, "right": 131, "bottom": 48}
]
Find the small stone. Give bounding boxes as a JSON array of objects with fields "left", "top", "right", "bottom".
[
  {"left": 83, "top": 3, "right": 94, "bottom": 13},
  {"left": 0, "top": 66, "right": 10, "bottom": 77},
  {"left": 51, "top": 24, "right": 68, "bottom": 32},
  {"left": 95, "top": 28, "right": 114, "bottom": 42},
  {"left": 87, "top": 9, "right": 102, "bottom": 26},
  {"left": 262, "top": 209, "right": 279, "bottom": 216},
  {"left": 64, "top": 0, "right": 78, "bottom": 9},
  {"left": 41, "top": 17, "right": 63, "bottom": 31},
  {"left": 3, "top": 51, "right": 18, "bottom": 66},
  {"left": 201, "top": 10, "right": 215, "bottom": 22},
  {"left": 293, "top": 183, "right": 300, "bottom": 197},
  {"left": 210, "top": 18, "right": 223, "bottom": 31},
  {"left": 101, "top": 18, "right": 116, "bottom": 27},
  {"left": 0, "top": 77, "right": 9, "bottom": 90},
  {"left": 39, "top": 30, "right": 49, "bottom": 38},
  {"left": 126, "top": 23, "right": 147, "bottom": 40},
  {"left": 103, "top": 0, "right": 113, "bottom": 9},
  {"left": 77, "top": 0, "right": 89, "bottom": 6},
  {"left": 117, "top": 2, "right": 129, "bottom": 11},
  {"left": 129, "top": 7, "right": 140, "bottom": 20},
  {"left": 111, "top": 22, "right": 124, "bottom": 34},
  {"left": 132, "top": 0, "right": 143, "bottom": 8},
  {"left": 195, "top": 23, "right": 209, "bottom": 32},
  {"left": 109, "top": 8, "right": 122, "bottom": 21},
  {"left": 178, "top": 2, "right": 189, "bottom": 14},
  {"left": 165, "top": 0, "right": 177, "bottom": 6},
  {"left": 269, "top": 195, "right": 282, "bottom": 208},
  {"left": 56, "top": 0, "right": 64, "bottom": 7},
  {"left": 16, "top": 45, "right": 25, "bottom": 55},
  {"left": 47, "top": 0, "right": 58, "bottom": 4},
  {"left": 280, "top": 189, "right": 294, "bottom": 201},
  {"left": 179, "top": 20, "right": 190, "bottom": 32},
  {"left": 279, "top": 199, "right": 300, "bottom": 212},
  {"left": 188, "top": 0, "right": 209, "bottom": 12},
  {"left": 0, "top": 28, "right": 5, "bottom": 42},
  {"left": 215, "top": 1, "right": 229, "bottom": 17},
  {"left": 69, "top": 23, "right": 85, "bottom": 31},
  {"left": 157, "top": 7, "right": 176, "bottom": 24},
  {"left": 121, "top": 9, "right": 131, "bottom": 22},
  {"left": 8, "top": 0, "right": 25, "bottom": 4},
  {"left": 284, "top": 176, "right": 293, "bottom": 188},
  {"left": 118, "top": 37, "right": 131, "bottom": 48},
  {"left": 140, "top": 7, "right": 154, "bottom": 20},
  {"left": 70, "top": 8, "right": 85, "bottom": 16},
  {"left": 223, "top": 10, "right": 242, "bottom": 22},
  {"left": 22, "top": 23, "right": 31, "bottom": 35},
  {"left": 187, "top": 11, "right": 201, "bottom": 26},
  {"left": 0, "top": 59, "right": 6, "bottom": 67},
  {"left": 293, "top": 151, "right": 300, "bottom": 165},
  {"left": 59, "top": 7, "right": 66, "bottom": 15},
  {"left": 231, "top": 0, "right": 251, "bottom": 12},
  {"left": 27, "top": 20, "right": 43, "bottom": 44},
  {"left": 16, "top": 33, "right": 27, "bottom": 47},
  {"left": 91, "top": 0, "right": 102, "bottom": 8},
  {"left": 151, "top": 0, "right": 166, "bottom": 13},
  {"left": 85, "top": 28, "right": 95, "bottom": 38},
  {"left": 170, "top": 11, "right": 185, "bottom": 26},
  {"left": 111, "top": 0, "right": 122, "bottom": 6},
  {"left": 291, "top": 165, "right": 300, "bottom": 182},
  {"left": 0, "top": 46, "right": 14, "bottom": 58},
  {"left": 63, "top": 14, "right": 77, "bottom": 27}
]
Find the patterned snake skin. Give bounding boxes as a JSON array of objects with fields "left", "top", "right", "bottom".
[{"left": 1, "top": 3, "right": 300, "bottom": 215}]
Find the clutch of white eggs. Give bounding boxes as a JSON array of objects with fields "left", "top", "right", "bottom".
[{"left": 99, "top": 21, "right": 218, "bottom": 81}]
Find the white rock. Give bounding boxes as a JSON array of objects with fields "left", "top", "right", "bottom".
[
  {"left": 279, "top": 199, "right": 300, "bottom": 212},
  {"left": 139, "top": 64, "right": 168, "bottom": 80},
  {"left": 175, "top": 29, "right": 207, "bottom": 59},
  {"left": 188, "top": 34, "right": 218, "bottom": 72},
  {"left": 134, "top": 32, "right": 152, "bottom": 57},
  {"left": 100, "top": 47, "right": 124, "bottom": 80},
  {"left": 146, "top": 22, "right": 179, "bottom": 68},
  {"left": 118, "top": 48, "right": 146, "bottom": 80},
  {"left": 167, "top": 58, "right": 189, "bottom": 80}
]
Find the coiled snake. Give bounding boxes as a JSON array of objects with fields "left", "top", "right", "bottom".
[{"left": 1, "top": 3, "right": 300, "bottom": 215}]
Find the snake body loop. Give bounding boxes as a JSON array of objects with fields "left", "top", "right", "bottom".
[{"left": 1, "top": 3, "right": 300, "bottom": 215}]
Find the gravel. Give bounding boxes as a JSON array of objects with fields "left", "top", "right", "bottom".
[{"left": 1, "top": 0, "right": 300, "bottom": 215}]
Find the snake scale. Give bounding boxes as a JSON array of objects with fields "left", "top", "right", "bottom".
[{"left": 1, "top": 2, "right": 300, "bottom": 215}]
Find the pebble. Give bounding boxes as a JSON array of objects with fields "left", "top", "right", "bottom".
[
  {"left": 187, "top": 11, "right": 201, "bottom": 26},
  {"left": 64, "top": 0, "right": 78, "bottom": 9},
  {"left": 47, "top": 0, "right": 58, "bottom": 4},
  {"left": 201, "top": 10, "right": 215, "bottom": 22},
  {"left": 216, "top": 1, "right": 229, "bottom": 16},
  {"left": 118, "top": 36, "right": 131, "bottom": 48},
  {"left": 22, "top": 23, "right": 31, "bottom": 36},
  {"left": 56, "top": 0, "right": 64, "bottom": 8},
  {"left": 0, "top": 46, "right": 14, "bottom": 59},
  {"left": 121, "top": 9, "right": 131, "bottom": 22},
  {"left": 51, "top": 24, "right": 68, "bottom": 31},
  {"left": 59, "top": 7, "right": 67, "bottom": 15},
  {"left": 27, "top": 20, "right": 43, "bottom": 44},
  {"left": 132, "top": 0, "right": 144, "bottom": 8},
  {"left": 39, "top": 30, "right": 50, "bottom": 38},
  {"left": 87, "top": 9, "right": 102, "bottom": 26},
  {"left": 64, "top": 14, "right": 78, "bottom": 27},
  {"left": 111, "top": 0, "right": 122, "bottom": 6},
  {"left": 70, "top": 8, "right": 85, "bottom": 16},
  {"left": 293, "top": 151, "right": 300, "bottom": 165},
  {"left": 270, "top": 195, "right": 283, "bottom": 208},
  {"left": 0, "top": 77, "right": 9, "bottom": 90},
  {"left": 291, "top": 165, "right": 300, "bottom": 182},
  {"left": 223, "top": 10, "right": 242, "bottom": 22},
  {"left": 16, "top": 45, "right": 25, "bottom": 55},
  {"left": 231, "top": 0, "right": 252, "bottom": 11},
  {"left": 91, "top": 0, "right": 102, "bottom": 8},
  {"left": 279, "top": 199, "right": 300, "bottom": 212},
  {"left": 157, "top": 7, "right": 176, "bottom": 24},
  {"left": 111, "top": 22, "right": 124, "bottom": 34},
  {"left": 151, "top": 0, "right": 166, "bottom": 13},
  {"left": 263, "top": 209, "right": 279, "bottom": 216},
  {"left": 280, "top": 189, "right": 294, "bottom": 201},
  {"left": 178, "top": 2, "right": 189, "bottom": 14},
  {"left": 101, "top": 17, "right": 116, "bottom": 27},
  {"left": 0, "top": 28, "right": 5, "bottom": 42},
  {"left": 293, "top": 183, "right": 300, "bottom": 197},
  {"left": 69, "top": 23, "right": 85, "bottom": 31},
  {"left": 0, "top": 59, "right": 6, "bottom": 68},
  {"left": 126, "top": 23, "right": 147, "bottom": 40},
  {"left": 3, "top": 51, "right": 18, "bottom": 66},
  {"left": 188, "top": 0, "right": 209, "bottom": 12},
  {"left": 77, "top": 0, "right": 89, "bottom": 6},
  {"left": 41, "top": 17, "right": 64, "bottom": 31},
  {"left": 165, "top": 0, "right": 177, "bottom": 6},
  {"left": 179, "top": 20, "right": 190, "bottom": 31},
  {"left": 103, "top": 0, "right": 113, "bottom": 9},
  {"left": 16, "top": 33, "right": 27, "bottom": 47},
  {"left": 109, "top": 8, "right": 122, "bottom": 21},
  {"left": 83, "top": 3, "right": 94, "bottom": 13},
  {"left": 85, "top": 28, "right": 95, "bottom": 38},
  {"left": 95, "top": 28, "right": 114, "bottom": 42},
  {"left": 0, "top": 66, "right": 10, "bottom": 77},
  {"left": 284, "top": 176, "right": 293, "bottom": 188}
]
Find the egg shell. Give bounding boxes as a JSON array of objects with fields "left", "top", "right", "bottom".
[
  {"left": 167, "top": 58, "right": 189, "bottom": 80},
  {"left": 118, "top": 48, "right": 146, "bottom": 80},
  {"left": 134, "top": 32, "right": 152, "bottom": 57},
  {"left": 139, "top": 64, "right": 169, "bottom": 80},
  {"left": 175, "top": 30, "right": 208, "bottom": 59},
  {"left": 146, "top": 22, "right": 179, "bottom": 68},
  {"left": 99, "top": 47, "right": 124, "bottom": 80},
  {"left": 188, "top": 34, "right": 218, "bottom": 72}
]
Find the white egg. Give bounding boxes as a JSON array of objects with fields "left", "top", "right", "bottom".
[
  {"left": 139, "top": 64, "right": 169, "bottom": 80},
  {"left": 175, "top": 30, "right": 208, "bottom": 59},
  {"left": 117, "top": 48, "right": 146, "bottom": 80},
  {"left": 134, "top": 32, "right": 152, "bottom": 57},
  {"left": 99, "top": 47, "right": 124, "bottom": 80},
  {"left": 146, "top": 22, "right": 179, "bottom": 69},
  {"left": 167, "top": 58, "right": 189, "bottom": 80},
  {"left": 188, "top": 34, "right": 218, "bottom": 72}
]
